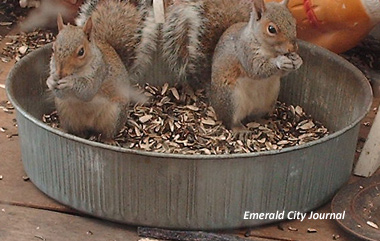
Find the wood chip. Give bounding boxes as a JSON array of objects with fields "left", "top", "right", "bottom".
[
  {"left": 288, "top": 226, "right": 298, "bottom": 232},
  {"left": 201, "top": 118, "right": 216, "bottom": 126},
  {"left": 139, "top": 115, "right": 153, "bottom": 123},
  {"left": 161, "top": 83, "right": 169, "bottom": 95},
  {"left": 18, "top": 45, "right": 28, "bottom": 55},
  {"left": 299, "top": 121, "right": 315, "bottom": 130},
  {"left": 170, "top": 87, "right": 180, "bottom": 100},
  {"left": 0, "top": 22, "right": 12, "bottom": 26},
  {"left": 363, "top": 122, "right": 371, "bottom": 127},
  {"left": 185, "top": 105, "right": 199, "bottom": 111},
  {"left": 367, "top": 221, "right": 379, "bottom": 229},
  {"left": 34, "top": 235, "right": 46, "bottom": 241},
  {"left": 332, "top": 234, "right": 340, "bottom": 240},
  {"left": 307, "top": 228, "right": 317, "bottom": 233},
  {"left": 6, "top": 133, "right": 18, "bottom": 138},
  {"left": 295, "top": 106, "right": 303, "bottom": 116}
]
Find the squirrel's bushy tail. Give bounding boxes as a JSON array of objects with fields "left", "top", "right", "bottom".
[
  {"left": 162, "top": 1, "right": 205, "bottom": 82},
  {"left": 76, "top": 0, "right": 143, "bottom": 68},
  {"left": 201, "top": 0, "right": 253, "bottom": 56},
  {"left": 161, "top": 0, "right": 253, "bottom": 85},
  {"left": 75, "top": 0, "right": 100, "bottom": 27},
  {"left": 75, "top": 0, "right": 254, "bottom": 86}
]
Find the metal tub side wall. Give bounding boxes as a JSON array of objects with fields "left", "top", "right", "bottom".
[
  {"left": 16, "top": 110, "right": 359, "bottom": 229},
  {"left": 280, "top": 43, "right": 371, "bottom": 132},
  {"left": 6, "top": 42, "right": 372, "bottom": 229}
]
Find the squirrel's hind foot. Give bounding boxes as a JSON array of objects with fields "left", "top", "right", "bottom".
[{"left": 232, "top": 123, "right": 252, "bottom": 140}]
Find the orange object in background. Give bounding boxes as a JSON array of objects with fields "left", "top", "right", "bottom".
[
  {"left": 20, "top": 0, "right": 85, "bottom": 32},
  {"left": 267, "top": 0, "right": 380, "bottom": 53}
]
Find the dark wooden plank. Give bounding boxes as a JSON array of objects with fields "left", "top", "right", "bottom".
[
  {"left": 0, "top": 29, "right": 73, "bottom": 213},
  {"left": 138, "top": 227, "right": 273, "bottom": 241},
  {"left": 0, "top": 204, "right": 139, "bottom": 241}
]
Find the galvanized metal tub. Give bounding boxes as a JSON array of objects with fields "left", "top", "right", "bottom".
[{"left": 6, "top": 41, "right": 372, "bottom": 230}]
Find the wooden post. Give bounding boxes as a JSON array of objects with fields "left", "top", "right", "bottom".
[{"left": 354, "top": 105, "right": 380, "bottom": 177}]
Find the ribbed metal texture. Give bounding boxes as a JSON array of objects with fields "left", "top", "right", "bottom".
[{"left": 6, "top": 41, "right": 372, "bottom": 229}]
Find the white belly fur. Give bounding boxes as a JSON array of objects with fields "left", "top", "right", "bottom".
[{"left": 232, "top": 75, "right": 280, "bottom": 124}]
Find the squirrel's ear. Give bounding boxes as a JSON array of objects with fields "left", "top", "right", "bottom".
[
  {"left": 282, "top": 0, "right": 290, "bottom": 7},
  {"left": 252, "top": 0, "right": 266, "bottom": 21},
  {"left": 57, "top": 14, "right": 65, "bottom": 31},
  {"left": 83, "top": 17, "right": 93, "bottom": 39}
]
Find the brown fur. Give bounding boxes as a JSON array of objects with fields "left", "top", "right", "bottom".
[
  {"left": 91, "top": 1, "right": 142, "bottom": 69},
  {"left": 200, "top": 0, "right": 253, "bottom": 55}
]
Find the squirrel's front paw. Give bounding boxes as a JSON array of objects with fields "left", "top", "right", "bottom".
[
  {"left": 56, "top": 78, "right": 74, "bottom": 90},
  {"left": 275, "top": 55, "right": 294, "bottom": 71},
  {"left": 287, "top": 53, "right": 303, "bottom": 70},
  {"left": 275, "top": 54, "right": 303, "bottom": 71},
  {"left": 46, "top": 75, "right": 58, "bottom": 90}
]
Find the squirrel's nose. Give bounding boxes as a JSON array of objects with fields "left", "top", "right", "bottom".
[
  {"left": 60, "top": 72, "right": 68, "bottom": 78},
  {"left": 57, "top": 67, "right": 68, "bottom": 79},
  {"left": 286, "top": 41, "right": 298, "bottom": 53}
]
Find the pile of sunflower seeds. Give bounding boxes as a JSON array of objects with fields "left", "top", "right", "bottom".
[
  {"left": 43, "top": 83, "right": 329, "bottom": 155},
  {"left": 1, "top": 30, "right": 55, "bottom": 63},
  {"left": 0, "top": 0, "right": 28, "bottom": 25}
]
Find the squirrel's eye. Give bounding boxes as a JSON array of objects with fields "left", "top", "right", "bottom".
[
  {"left": 267, "top": 25, "right": 277, "bottom": 35},
  {"left": 77, "top": 47, "right": 85, "bottom": 57}
]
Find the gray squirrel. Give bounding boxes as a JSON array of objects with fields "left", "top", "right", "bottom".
[
  {"left": 47, "top": 7, "right": 145, "bottom": 143},
  {"left": 210, "top": 0, "right": 303, "bottom": 130}
]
